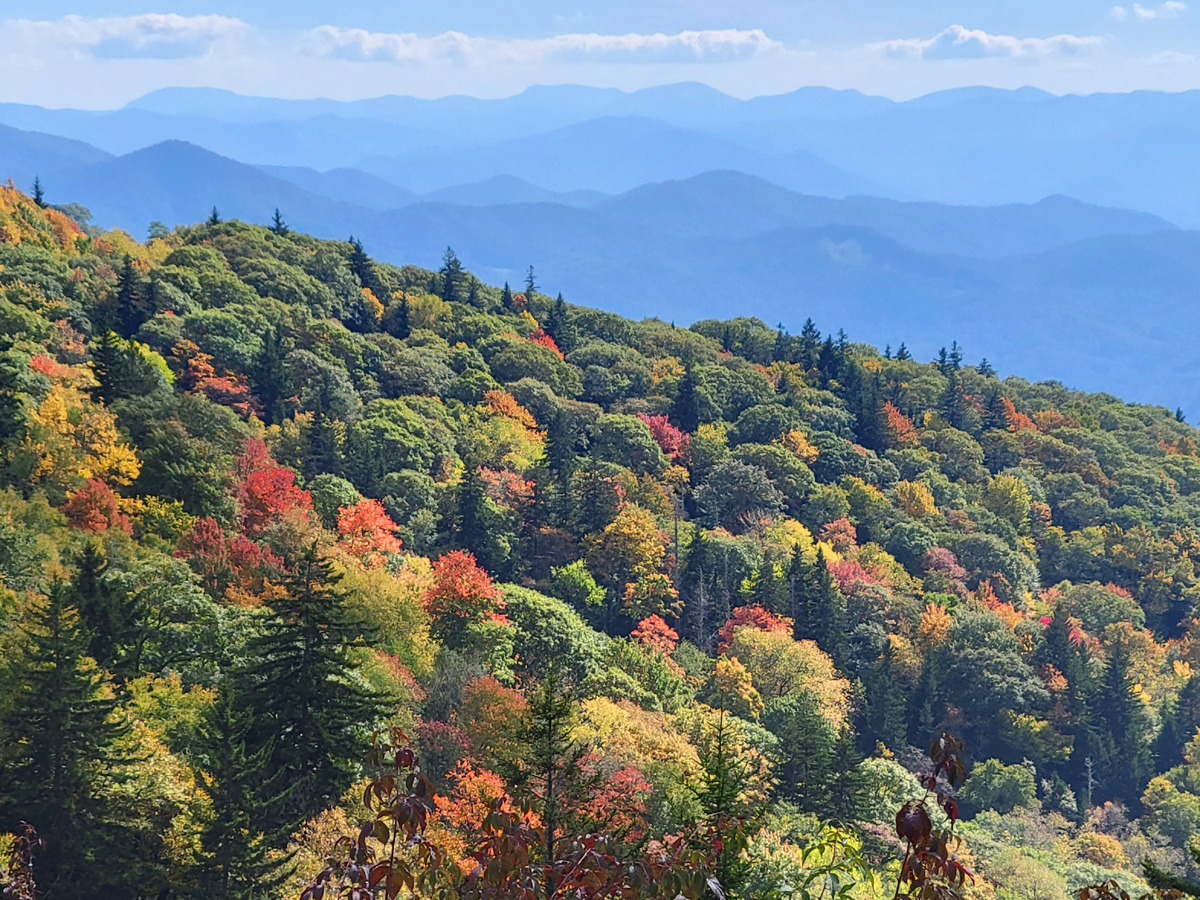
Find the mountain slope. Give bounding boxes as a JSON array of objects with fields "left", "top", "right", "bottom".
[
  {"left": 0, "top": 122, "right": 113, "bottom": 189},
  {"left": 357, "top": 116, "right": 877, "bottom": 196}
]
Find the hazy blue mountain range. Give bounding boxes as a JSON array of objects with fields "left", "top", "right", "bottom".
[
  {"left": 2, "top": 85, "right": 1199, "bottom": 411},
  {"left": 6, "top": 84, "right": 1200, "bottom": 221}
]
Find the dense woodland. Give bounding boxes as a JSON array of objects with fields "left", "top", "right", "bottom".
[{"left": 3, "top": 183, "right": 1200, "bottom": 899}]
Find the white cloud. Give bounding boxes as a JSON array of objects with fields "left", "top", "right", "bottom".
[
  {"left": 1135, "top": 1, "right": 1188, "bottom": 18},
  {"left": 1112, "top": 2, "right": 1187, "bottom": 18},
  {"left": 301, "top": 27, "right": 784, "bottom": 66},
  {"left": 5, "top": 14, "right": 248, "bottom": 59},
  {"left": 870, "top": 25, "right": 1105, "bottom": 60}
]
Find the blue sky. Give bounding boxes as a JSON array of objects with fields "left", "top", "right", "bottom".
[{"left": 4, "top": 1, "right": 1200, "bottom": 106}]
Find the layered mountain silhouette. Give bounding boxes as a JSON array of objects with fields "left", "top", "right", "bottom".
[{"left": 2, "top": 82, "right": 1199, "bottom": 411}]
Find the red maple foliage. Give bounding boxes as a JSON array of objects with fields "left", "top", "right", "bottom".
[
  {"left": 819, "top": 517, "right": 859, "bottom": 553},
  {"left": 336, "top": 498, "right": 402, "bottom": 568},
  {"left": 235, "top": 439, "right": 312, "bottom": 536},
  {"left": 829, "top": 558, "right": 879, "bottom": 593},
  {"left": 631, "top": 614, "right": 679, "bottom": 655},
  {"left": 637, "top": 413, "right": 689, "bottom": 462},
  {"left": 528, "top": 327, "right": 563, "bottom": 358},
  {"left": 423, "top": 550, "right": 505, "bottom": 630},
  {"left": 61, "top": 479, "right": 132, "bottom": 534},
  {"left": 716, "top": 605, "right": 793, "bottom": 654},
  {"left": 479, "top": 467, "right": 535, "bottom": 511},
  {"left": 883, "top": 401, "right": 918, "bottom": 447},
  {"left": 177, "top": 515, "right": 283, "bottom": 601}
]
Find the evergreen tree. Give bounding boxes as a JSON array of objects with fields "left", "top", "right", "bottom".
[
  {"left": 789, "top": 547, "right": 846, "bottom": 665},
  {"left": 506, "top": 672, "right": 594, "bottom": 864},
  {"left": 894, "top": 342, "right": 912, "bottom": 361},
  {"left": 195, "top": 686, "right": 295, "bottom": 900},
  {"left": 692, "top": 705, "right": 753, "bottom": 895},
  {"left": 0, "top": 583, "right": 138, "bottom": 896},
  {"left": 860, "top": 645, "right": 907, "bottom": 753},
  {"left": 798, "top": 319, "right": 821, "bottom": 370},
  {"left": 31, "top": 176, "right": 45, "bottom": 208},
  {"left": 440, "top": 247, "right": 464, "bottom": 304},
  {"left": 207, "top": 206, "right": 222, "bottom": 226},
  {"left": 824, "top": 728, "right": 870, "bottom": 822},
  {"left": 543, "top": 293, "right": 578, "bottom": 353},
  {"left": 238, "top": 545, "right": 390, "bottom": 835},
  {"left": 270, "top": 208, "right": 289, "bottom": 236},
  {"left": 763, "top": 694, "right": 836, "bottom": 814},
  {"left": 1094, "top": 641, "right": 1154, "bottom": 805},
  {"left": 114, "top": 254, "right": 149, "bottom": 338},
  {"left": 457, "top": 464, "right": 490, "bottom": 560},
  {"left": 383, "top": 293, "right": 411, "bottom": 340},
  {"left": 977, "top": 357, "right": 996, "bottom": 378},
  {"left": 500, "top": 281, "right": 514, "bottom": 310},
  {"left": 524, "top": 264, "right": 538, "bottom": 299},
  {"left": 348, "top": 237, "right": 386, "bottom": 302},
  {"left": 671, "top": 364, "right": 702, "bottom": 434}
]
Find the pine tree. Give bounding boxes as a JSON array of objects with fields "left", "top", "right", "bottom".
[
  {"left": 114, "top": 254, "right": 149, "bottom": 338},
  {"left": 798, "top": 319, "right": 821, "bottom": 370},
  {"left": 543, "top": 293, "right": 577, "bottom": 354},
  {"left": 671, "top": 364, "right": 702, "bottom": 434},
  {"left": 501, "top": 281, "right": 514, "bottom": 310},
  {"left": 860, "top": 644, "right": 907, "bottom": 753},
  {"left": 894, "top": 342, "right": 912, "bottom": 361},
  {"left": 692, "top": 705, "right": 753, "bottom": 895},
  {"left": 1094, "top": 641, "right": 1153, "bottom": 805},
  {"left": 31, "top": 176, "right": 45, "bottom": 208},
  {"left": 238, "top": 545, "right": 390, "bottom": 835},
  {"left": 0, "top": 582, "right": 137, "bottom": 896},
  {"left": 195, "top": 686, "right": 295, "bottom": 900},
  {"left": 440, "top": 247, "right": 464, "bottom": 304},
  {"left": 825, "top": 728, "right": 870, "bottom": 821},
  {"left": 507, "top": 672, "right": 594, "bottom": 864},
  {"left": 524, "top": 264, "right": 538, "bottom": 299},
  {"left": 763, "top": 694, "right": 836, "bottom": 813},
  {"left": 207, "top": 206, "right": 222, "bottom": 226},
  {"left": 270, "top": 208, "right": 289, "bottom": 236},
  {"left": 789, "top": 547, "right": 846, "bottom": 665}
]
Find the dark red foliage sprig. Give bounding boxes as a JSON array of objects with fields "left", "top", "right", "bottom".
[{"left": 892, "top": 733, "right": 972, "bottom": 900}]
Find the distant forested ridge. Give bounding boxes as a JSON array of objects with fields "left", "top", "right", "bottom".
[{"left": 2, "top": 185, "right": 1200, "bottom": 898}]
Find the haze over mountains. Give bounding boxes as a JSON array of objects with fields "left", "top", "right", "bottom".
[{"left": 1, "top": 82, "right": 1198, "bottom": 411}]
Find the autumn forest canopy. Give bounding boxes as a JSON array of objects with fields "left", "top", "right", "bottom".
[{"left": 4, "top": 186, "right": 1200, "bottom": 899}]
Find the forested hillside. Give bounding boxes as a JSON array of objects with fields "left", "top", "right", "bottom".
[{"left": 3, "top": 185, "right": 1200, "bottom": 898}]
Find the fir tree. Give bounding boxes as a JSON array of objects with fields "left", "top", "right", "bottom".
[
  {"left": 440, "top": 247, "right": 464, "bottom": 304},
  {"left": 238, "top": 545, "right": 390, "bottom": 835},
  {"left": 860, "top": 645, "right": 907, "bottom": 754},
  {"left": 195, "top": 686, "right": 295, "bottom": 900},
  {"left": 270, "top": 208, "right": 289, "bottom": 236},
  {"left": 894, "top": 342, "right": 912, "bottom": 361},
  {"left": 506, "top": 671, "right": 594, "bottom": 864},
  {"left": 763, "top": 694, "right": 836, "bottom": 814},
  {"left": 671, "top": 364, "right": 702, "bottom": 434},
  {"left": 207, "top": 206, "right": 222, "bottom": 226},
  {"left": 798, "top": 319, "right": 821, "bottom": 370},
  {"left": 524, "top": 264, "right": 538, "bottom": 299},
  {"left": 0, "top": 583, "right": 137, "bottom": 896},
  {"left": 1094, "top": 641, "right": 1154, "bottom": 804},
  {"left": 114, "top": 254, "right": 149, "bottom": 338},
  {"left": 543, "top": 293, "right": 578, "bottom": 353},
  {"left": 31, "top": 176, "right": 45, "bottom": 208},
  {"left": 500, "top": 281, "right": 514, "bottom": 310},
  {"left": 789, "top": 547, "right": 846, "bottom": 665}
]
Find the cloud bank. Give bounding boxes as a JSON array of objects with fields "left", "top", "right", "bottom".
[
  {"left": 302, "top": 26, "right": 783, "bottom": 66},
  {"left": 6, "top": 13, "right": 247, "bottom": 59},
  {"left": 870, "top": 25, "right": 1105, "bottom": 60}
]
